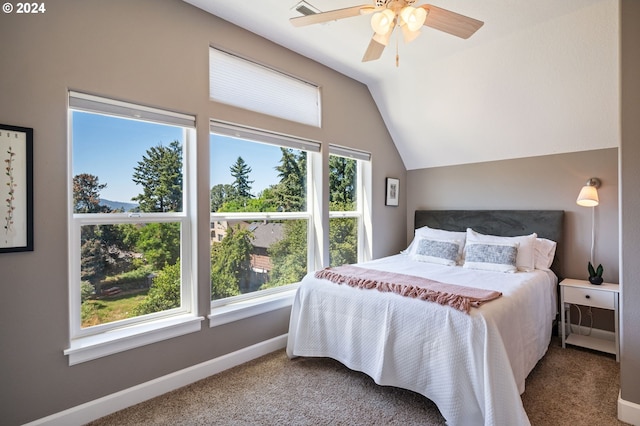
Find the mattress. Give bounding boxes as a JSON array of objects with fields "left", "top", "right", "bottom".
[{"left": 286, "top": 254, "right": 558, "bottom": 426}]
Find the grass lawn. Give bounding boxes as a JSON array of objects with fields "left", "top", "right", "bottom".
[{"left": 82, "top": 291, "right": 149, "bottom": 328}]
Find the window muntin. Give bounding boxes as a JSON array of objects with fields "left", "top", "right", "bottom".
[
  {"left": 69, "top": 93, "right": 195, "bottom": 339},
  {"left": 210, "top": 123, "right": 319, "bottom": 304}
]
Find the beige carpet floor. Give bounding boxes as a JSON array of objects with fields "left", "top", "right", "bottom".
[{"left": 87, "top": 337, "right": 626, "bottom": 425}]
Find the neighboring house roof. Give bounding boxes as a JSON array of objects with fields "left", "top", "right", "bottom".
[{"left": 249, "top": 222, "right": 283, "bottom": 249}]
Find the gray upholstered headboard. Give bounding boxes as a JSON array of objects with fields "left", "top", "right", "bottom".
[{"left": 414, "top": 210, "right": 565, "bottom": 279}]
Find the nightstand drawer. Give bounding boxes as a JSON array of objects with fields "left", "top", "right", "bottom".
[{"left": 563, "top": 286, "right": 614, "bottom": 309}]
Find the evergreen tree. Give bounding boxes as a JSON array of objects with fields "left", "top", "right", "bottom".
[
  {"left": 73, "top": 173, "right": 109, "bottom": 213},
  {"left": 73, "top": 174, "right": 126, "bottom": 291},
  {"left": 328, "top": 156, "right": 358, "bottom": 266},
  {"left": 229, "top": 156, "right": 254, "bottom": 200},
  {"left": 329, "top": 156, "right": 356, "bottom": 210},
  {"left": 132, "top": 140, "right": 182, "bottom": 212},
  {"left": 272, "top": 148, "right": 306, "bottom": 211}
]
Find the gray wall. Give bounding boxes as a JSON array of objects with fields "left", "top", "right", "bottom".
[
  {"left": 0, "top": 1, "right": 406, "bottom": 424},
  {"left": 406, "top": 148, "right": 619, "bottom": 283},
  {"left": 620, "top": 0, "right": 640, "bottom": 407}
]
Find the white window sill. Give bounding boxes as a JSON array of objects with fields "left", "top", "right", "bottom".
[
  {"left": 208, "top": 289, "right": 297, "bottom": 327},
  {"left": 64, "top": 314, "right": 204, "bottom": 365}
]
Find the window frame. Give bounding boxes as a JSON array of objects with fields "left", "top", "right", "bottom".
[
  {"left": 328, "top": 145, "right": 372, "bottom": 265},
  {"left": 65, "top": 92, "right": 201, "bottom": 365},
  {"left": 208, "top": 121, "right": 321, "bottom": 326}
]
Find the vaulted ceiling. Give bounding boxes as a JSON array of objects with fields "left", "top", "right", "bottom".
[{"left": 184, "top": 0, "right": 618, "bottom": 170}]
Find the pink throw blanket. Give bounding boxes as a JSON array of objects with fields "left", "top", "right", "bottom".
[{"left": 314, "top": 265, "right": 502, "bottom": 313}]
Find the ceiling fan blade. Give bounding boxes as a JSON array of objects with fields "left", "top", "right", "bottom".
[
  {"left": 290, "top": 5, "right": 373, "bottom": 27},
  {"left": 419, "top": 4, "right": 484, "bottom": 39},
  {"left": 362, "top": 36, "right": 386, "bottom": 62}
]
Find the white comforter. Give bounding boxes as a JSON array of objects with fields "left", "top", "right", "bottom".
[{"left": 286, "top": 254, "right": 557, "bottom": 426}]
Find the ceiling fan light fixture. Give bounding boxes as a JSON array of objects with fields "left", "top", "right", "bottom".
[
  {"left": 400, "top": 6, "right": 427, "bottom": 32},
  {"left": 401, "top": 25, "right": 421, "bottom": 43},
  {"left": 372, "top": 29, "right": 392, "bottom": 46},
  {"left": 371, "top": 9, "right": 395, "bottom": 35}
]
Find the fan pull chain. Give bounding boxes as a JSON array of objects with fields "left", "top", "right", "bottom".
[{"left": 395, "top": 32, "right": 399, "bottom": 67}]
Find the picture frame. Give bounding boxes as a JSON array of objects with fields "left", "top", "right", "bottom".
[
  {"left": 0, "top": 124, "right": 33, "bottom": 253},
  {"left": 385, "top": 177, "right": 399, "bottom": 207}
]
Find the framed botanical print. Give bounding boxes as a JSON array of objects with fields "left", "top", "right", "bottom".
[{"left": 0, "top": 124, "right": 33, "bottom": 253}]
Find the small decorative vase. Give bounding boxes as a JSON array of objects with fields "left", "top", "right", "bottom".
[{"left": 589, "top": 276, "right": 603, "bottom": 285}]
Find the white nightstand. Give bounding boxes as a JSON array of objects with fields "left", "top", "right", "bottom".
[{"left": 560, "top": 278, "right": 619, "bottom": 361}]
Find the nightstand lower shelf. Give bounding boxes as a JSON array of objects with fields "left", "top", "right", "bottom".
[
  {"left": 560, "top": 278, "right": 619, "bottom": 361},
  {"left": 565, "top": 333, "right": 616, "bottom": 355}
]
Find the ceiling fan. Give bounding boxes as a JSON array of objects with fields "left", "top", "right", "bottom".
[{"left": 290, "top": 1, "right": 484, "bottom": 63}]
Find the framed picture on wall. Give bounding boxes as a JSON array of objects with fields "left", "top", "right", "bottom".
[
  {"left": 0, "top": 124, "right": 34, "bottom": 253},
  {"left": 385, "top": 177, "right": 399, "bottom": 207}
]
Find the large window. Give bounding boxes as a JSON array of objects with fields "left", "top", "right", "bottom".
[
  {"left": 209, "top": 122, "right": 320, "bottom": 309},
  {"left": 65, "top": 92, "right": 199, "bottom": 365}
]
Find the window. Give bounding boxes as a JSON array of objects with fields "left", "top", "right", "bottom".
[
  {"left": 329, "top": 145, "right": 372, "bottom": 266},
  {"left": 209, "top": 47, "right": 321, "bottom": 127},
  {"left": 209, "top": 121, "right": 320, "bottom": 320},
  {"left": 65, "top": 92, "right": 200, "bottom": 365}
]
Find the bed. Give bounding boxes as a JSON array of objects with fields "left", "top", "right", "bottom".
[{"left": 286, "top": 210, "right": 564, "bottom": 426}]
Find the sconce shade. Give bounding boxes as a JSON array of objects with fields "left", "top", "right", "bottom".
[{"left": 576, "top": 180, "right": 600, "bottom": 207}]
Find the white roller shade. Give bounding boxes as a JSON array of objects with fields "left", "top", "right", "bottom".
[
  {"left": 329, "top": 144, "right": 371, "bottom": 161},
  {"left": 210, "top": 47, "right": 321, "bottom": 128},
  {"left": 210, "top": 120, "right": 320, "bottom": 153},
  {"left": 69, "top": 91, "right": 195, "bottom": 128}
]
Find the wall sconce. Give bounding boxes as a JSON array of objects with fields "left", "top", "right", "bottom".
[
  {"left": 576, "top": 178, "right": 601, "bottom": 207},
  {"left": 576, "top": 177, "right": 601, "bottom": 266}
]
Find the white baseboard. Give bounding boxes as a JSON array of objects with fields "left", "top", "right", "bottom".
[
  {"left": 619, "top": 391, "right": 640, "bottom": 425},
  {"left": 25, "top": 334, "right": 288, "bottom": 426}
]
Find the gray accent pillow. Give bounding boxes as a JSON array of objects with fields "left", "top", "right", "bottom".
[
  {"left": 463, "top": 242, "right": 519, "bottom": 273},
  {"left": 410, "top": 238, "right": 462, "bottom": 266}
]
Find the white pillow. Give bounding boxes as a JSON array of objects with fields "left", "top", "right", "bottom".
[
  {"left": 463, "top": 241, "right": 519, "bottom": 273},
  {"left": 405, "top": 226, "right": 467, "bottom": 263},
  {"left": 465, "top": 228, "right": 537, "bottom": 272},
  {"left": 534, "top": 238, "right": 557, "bottom": 271},
  {"left": 410, "top": 237, "right": 463, "bottom": 266}
]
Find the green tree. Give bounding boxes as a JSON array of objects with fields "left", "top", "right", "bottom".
[
  {"left": 210, "top": 183, "right": 236, "bottom": 212},
  {"left": 267, "top": 220, "right": 307, "bottom": 287},
  {"left": 134, "top": 261, "right": 181, "bottom": 316},
  {"left": 80, "top": 238, "right": 106, "bottom": 283},
  {"left": 272, "top": 148, "right": 306, "bottom": 212},
  {"left": 329, "top": 156, "right": 356, "bottom": 210},
  {"left": 328, "top": 156, "right": 357, "bottom": 266},
  {"left": 211, "top": 225, "right": 254, "bottom": 298},
  {"left": 132, "top": 140, "right": 182, "bottom": 212},
  {"left": 229, "top": 156, "right": 254, "bottom": 200},
  {"left": 73, "top": 173, "right": 110, "bottom": 213},
  {"left": 260, "top": 150, "right": 308, "bottom": 287},
  {"left": 217, "top": 196, "right": 277, "bottom": 213},
  {"left": 135, "top": 222, "right": 180, "bottom": 270},
  {"left": 329, "top": 217, "right": 357, "bottom": 267},
  {"left": 73, "top": 174, "right": 128, "bottom": 290}
]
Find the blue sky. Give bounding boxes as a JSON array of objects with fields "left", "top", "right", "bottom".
[{"left": 73, "top": 112, "right": 282, "bottom": 203}]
